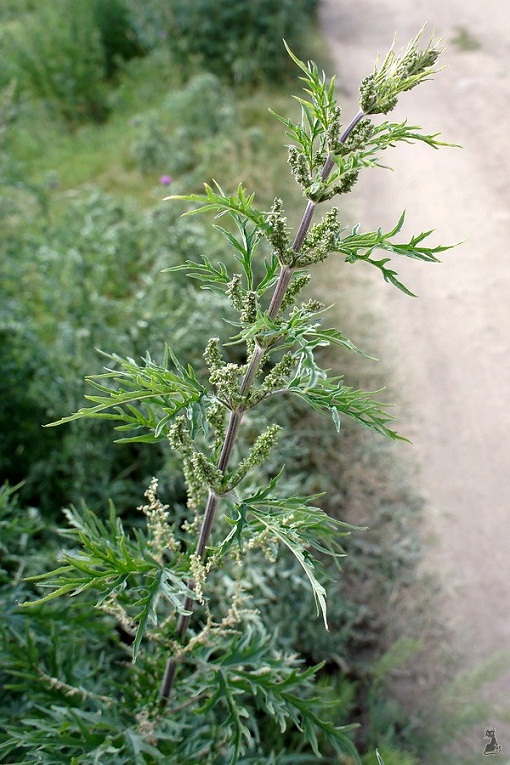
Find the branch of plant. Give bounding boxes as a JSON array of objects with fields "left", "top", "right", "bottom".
[{"left": 159, "top": 108, "right": 367, "bottom": 704}]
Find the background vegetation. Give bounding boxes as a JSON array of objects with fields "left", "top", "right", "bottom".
[{"left": 0, "top": 2, "right": 474, "bottom": 762}]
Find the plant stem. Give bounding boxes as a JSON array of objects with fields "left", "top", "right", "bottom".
[
  {"left": 159, "top": 108, "right": 366, "bottom": 704},
  {"left": 322, "top": 110, "right": 366, "bottom": 180}
]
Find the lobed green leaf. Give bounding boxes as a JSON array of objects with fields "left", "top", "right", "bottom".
[
  {"left": 199, "top": 625, "right": 361, "bottom": 762},
  {"left": 45, "top": 348, "right": 205, "bottom": 443},
  {"left": 21, "top": 502, "right": 193, "bottom": 660},
  {"left": 214, "top": 480, "right": 361, "bottom": 629},
  {"left": 336, "top": 211, "right": 455, "bottom": 295},
  {"left": 288, "top": 372, "right": 405, "bottom": 441},
  {"left": 166, "top": 181, "right": 269, "bottom": 229}
]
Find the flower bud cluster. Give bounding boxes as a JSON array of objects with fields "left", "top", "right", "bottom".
[
  {"left": 261, "top": 352, "right": 294, "bottom": 393},
  {"left": 359, "top": 73, "right": 397, "bottom": 115},
  {"left": 313, "top": 149, "right": 327, "bottom": 168},
  {"left": 226, "top": 274, "right": 244, "bottom": 312},
  {"left": 169, "top": 416, "right": 220, "bottom": 508},
  {"left": 287, "top": 145, "right": 311, "bottom": 192},
  {"left": 306, "top": 168, "right": 360, "bottom": 202},
  {"left": 343, "top": 166, "right": 363, "bottom": 193},
  {"left": 265, "top": 198, "right": 293, "bottom": 265},
  {"left": 138, "top": 477, "right": 178, "bottom": 562},
  {"left": 280, "top": 273, "right": 311, "bottom": 312},
  {"left": 229, "top": 423, "right": 282, "bottom": 488},
  {"left": 245, "top": 528, "right": 278, "bottom": 563},
  {"left": 181, "top": 452, "right": 221, "bottom": 509},
  {"left": 298, "top": 208, "right": 340, "bottom": 266},
  {"left": 190, "top": 451, "right": 223, "bottom": 493},
  {"left": 203, "top": 334, "right": 248, "bottom": 411},
  {"left": 397, "top": 47, "right": 440, "bottom": 86},
  {"left": 189, "top": 552, "right": 208, "bottom": 605},
  {"left": 206, "top": 399, "right": 227, "bottom": 452},
  {"left": 326, "top": 105, "right": 343, "bottom": 153},
  {"left": 203, "top": 337, "right": 223, "bottom": 375},
  {"left": 338, "top": 118, "right": 374, "bottom": 154},
  {"left": 301, "top": 298, "right": 325, "bottom": 313},
  {"left": 226, "top": 275, "right": 258, "bottom": 323},
  {"left": 209, "top": 362, "right": 244, "bottom": 409},
  {"left": 240, "top": 290, "right": 257, "bottom": 324},
  {"left": 359, "top": 39, "right": 441, "bottom": 115},
  {"left": 330, "top": 169, "right": 360, "bottom": 198},
  {"left": 168, "top": 415, "right": 193, "bottom": 456}
]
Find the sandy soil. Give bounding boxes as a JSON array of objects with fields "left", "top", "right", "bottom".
[{"left": 319, "top": 0, "right": 510, "bottom": 750}]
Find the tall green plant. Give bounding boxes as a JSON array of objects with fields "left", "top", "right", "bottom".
[{"left": 13, "top": 33, "right": 454, "bottom": 762}]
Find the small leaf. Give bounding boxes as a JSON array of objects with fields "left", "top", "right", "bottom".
[
  {"left": 166, "top": 181, "right": 268, "bottom": 229},
  {"left": 336, "top": 212, "right": 456, "bottom": 296}
]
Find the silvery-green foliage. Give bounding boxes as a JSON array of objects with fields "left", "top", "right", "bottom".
[
  {"left": 0, "top": 188, "right": 230, "bottom": 512},
  {"left": 15, "top": 34, "right": 453, "bottom": 761}
]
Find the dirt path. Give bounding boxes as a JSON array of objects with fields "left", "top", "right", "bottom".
[{"left": 320, "top": 0, "right": 510, "bottom": 747}]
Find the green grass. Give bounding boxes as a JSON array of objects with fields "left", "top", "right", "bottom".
[
  {"left": 6, "top": 52, "right": 303, "bottom": 210},
  {"left": 6, "top": 50, "right": 175, "bottom": 202},
  {"left": 2, "top": 6, "right": 326, "bottom": 209}
]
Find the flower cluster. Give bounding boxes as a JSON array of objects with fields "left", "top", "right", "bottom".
[
  {"left": 261, "top": 352, "right": 294, "bottom": 394},
  {"left": 287, "top": 144, "right": 312, "bottom": 193},
  {"left": 298, "top": 208, "right": 340, "bottom": 266},
  {"left": 209, "top": 362, "right": 245, "bottom": 410},
  {"left": 228, "top": 423, "right": 282, "bottom": 488},
  {"left": 203, "top": 337, "right": 224, "bottom": 375},
  {"left": 280, "top": 273, "right": 311, "bottom": 312},
  {"left": 264, "top": 198, "right": 293, "bottom": 265},
  {"left": 226, "top": 275, "right": 258, "bottom": 323},
  {"left": 359, "top": 33, "right": 441, "bottom": 115},
  {"left": 326, "top": 104, "right": 343, "bottom": 154},
  {"left": 138, "top": 477, "right": 178, "bottom": 561},
  {"left": 169, "top": 416, "right": 222, "bottom": 508},
  {"left": 338, "top": 118, "right": 374, "bottom": 155},
  {"left": 206, "top": 399, "right": 227, "bottom": 452}
]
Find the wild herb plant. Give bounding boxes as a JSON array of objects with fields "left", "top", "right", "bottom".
[{"left": 14, "top": 32, "right": 454, "bottom": 763}]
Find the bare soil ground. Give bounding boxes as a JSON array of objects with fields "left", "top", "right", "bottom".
[{"left": 319, "top": 0, "right": 510, "bottom": 753}]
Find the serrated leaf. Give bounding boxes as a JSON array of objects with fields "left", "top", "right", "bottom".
[
  {"left": 45, "top": 348, "right": 205, "bottom": 442},
  {"left": 21, "top": 502, "right": 192, "bottom": 660},
  {"left": 337, "top": 211, "right": 458, "bottom": 294},
  {"left": 166, "top": 181, "right": 268, "bottom": 229},
  {"left": 131, "top": 569, "right": 194, "bottom": 661}
]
